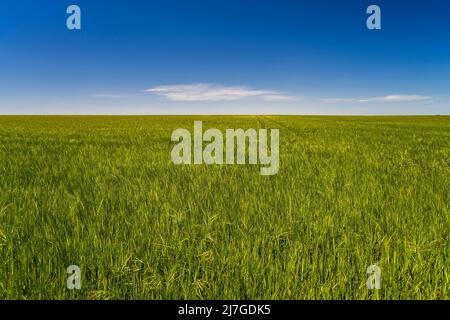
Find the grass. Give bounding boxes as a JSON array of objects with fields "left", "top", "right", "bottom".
[{"left": 0, "top": 115, "right": 449, "bottom": 300}]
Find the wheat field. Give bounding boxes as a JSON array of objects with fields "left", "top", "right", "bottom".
[{"left": 0, "top": 115, "right": 448, "bottom": 299}]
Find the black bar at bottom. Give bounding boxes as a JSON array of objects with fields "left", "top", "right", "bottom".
[{"left": 0, "top": 300, "right": 447, "bottom": 318}]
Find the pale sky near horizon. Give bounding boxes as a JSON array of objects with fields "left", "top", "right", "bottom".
[{"left": 0, "top": 0, "right": 449, "bottom": 115}]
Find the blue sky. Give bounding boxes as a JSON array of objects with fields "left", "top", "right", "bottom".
[{"left": 0, "top": 0, "right": 449, "bottom": 114}]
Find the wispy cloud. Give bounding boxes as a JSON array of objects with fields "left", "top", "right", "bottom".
[
  {"left": 358, "top": 95, "right": 431, "bottom": 103},
  {"left": 322, "top": 94, "right": 431, "bottom": 104},
  {"left": 93, "top": 94, "right": 128, "bottom": 99},
  {"left": 321, "top": 98, "right": 359, "bottom": 104},
  {"left": 146, "top": 83, "right": 295, "bottom": 102}
]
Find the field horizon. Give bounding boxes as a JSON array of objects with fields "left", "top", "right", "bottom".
[{"left": 0, "top": 114, "right": 448, "bottom": 117}]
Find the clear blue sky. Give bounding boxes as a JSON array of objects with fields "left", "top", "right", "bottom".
[{"left": 0, "top": 0, "right": 449, "bottom": 114}]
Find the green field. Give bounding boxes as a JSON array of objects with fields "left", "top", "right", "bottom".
[{"left": 0, "top": 115, "right": 449, "bottom": 299}]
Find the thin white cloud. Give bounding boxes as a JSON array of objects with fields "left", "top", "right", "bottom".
[
  {"left": 358, "top": 95, "right": 431, "bottom": 103},
  {"left": 94, "top": 94, "right": 128, "bottom": 99},
  {"left": 146, "top": 83, "right": 294, "bottom": 102},
  {"left": 322, "top": 94, "right": 431, "bottom": 104},
  {"left": 321, "top": 98, "right": 359, "bottom": 103}
]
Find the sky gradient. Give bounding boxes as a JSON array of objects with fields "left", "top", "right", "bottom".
[{"left": 0, "top": 0, "right": 449, "bottom": 114}]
